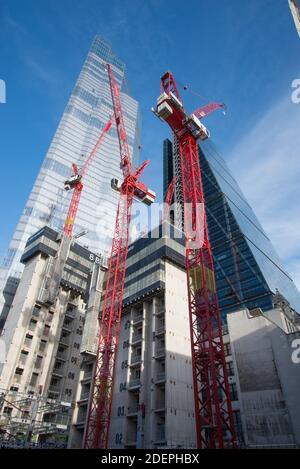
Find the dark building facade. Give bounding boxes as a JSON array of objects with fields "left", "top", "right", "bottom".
[
  {"left": 163, "top": 139, "right": 173, "bottom": 200},
  {"left": 163, "top": 138, "right": 300, "bottom": 320}
]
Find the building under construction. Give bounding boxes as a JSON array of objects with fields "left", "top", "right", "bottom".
[
  {"left": 1, "top": 34, "right": 300, "bottom": 450},
  {"left": 69, "top": 223, "right": 300, "bottom": 449},
  {"left": 0, "top": 226, "right": 102, "bottom": 446}
]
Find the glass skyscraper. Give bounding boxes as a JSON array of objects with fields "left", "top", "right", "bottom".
[
  {"left": 289, "top": 0, "right": 300, "bottom": 36},
  {"left": 0, "top": 36, "right": 140, "bottom": 327},
  {"left": 163, "top": 137, "right": 300, "bottom": 320}
]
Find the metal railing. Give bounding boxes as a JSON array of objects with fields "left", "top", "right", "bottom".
[
  {"left": 155, "top": 428, "right": 166, "bottom": 441},
  {"left": 155, "top": 347, "right": 165, "bottom": 357},
  {"left": 62, "top": 323, "right": 72, "bottom": 333},
  {"left": 132, "top": 314, "right": 143, "bottom": 323},
  {"left": 132, "top": 333, "right": 143, "bottom": 342},
  {"left": 65, "top": 307, "right": 76, "bottom": 318},
  {"left": 48, "top": 385, "right": 62, "bottom": 394},
  {"left": 68, "top": 295, "right": 79, "bottom": 306},
  {"left": 127, "top": 405, "right": 139, "bottom": 414},
  {"left": 128, "top": 379, "right": 141, "bottom": 388},
  {"left": 156, "top": 372, "right": 166, "bottom": 382},
  {"left": 131, "top": 355, "right": 142, "bottom": 365},
  {"left": 79, "top": 391, "right": 90, "bottom": 401},
  {"left": 82, "top": 371, "right": 93, "bottom": 381},
  {"left": 52, "top": 365, "right": 64, "bottom": 377},
  {"left": 56, "top": 351, "right": 68, "bottom": 361},
  {"left": 76, "top": 410, "right": 87, "bottom": 424},
  {"left": 59, "top": 335, "right": 71, "bottom": 346}
]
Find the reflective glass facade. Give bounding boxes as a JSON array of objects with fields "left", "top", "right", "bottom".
[
  {"left": 164, "top": 137, "right": 300, "bottom": 320},
  {"left": 289, "top": 0, "right": 300, "bottom": 36},
  {"left": 0, "top": 36, "right": 139, "bottom": 326}
]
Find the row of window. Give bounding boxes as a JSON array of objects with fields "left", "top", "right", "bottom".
[
  {"left": 73, "top": 85, "right": 100, "bottom": 109},
  {"left": 90, "top": 40, "right": 124, "bottom": 71},
  {"left": 65, "top": 104, "right": 136, "bottom": 146}
]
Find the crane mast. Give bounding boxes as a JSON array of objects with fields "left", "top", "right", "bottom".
[
  {"left": 154, "top": 71, "right": 236, "bottom": 449},
  {"left": 107, "top": 64, "right": 132, "bottom": 177},
  {"left": 38, "top": 119, "right": 112, "bottom": 306},
  {"left": 83, "top": 64, "right": 155, "bottom": 449},
  {"left": 64, "top": 119, "right": 112, "bottom": 237}
]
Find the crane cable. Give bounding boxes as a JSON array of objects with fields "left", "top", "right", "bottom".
[{"left": 177, "top": 79, "right": 227, "bottom": 114}]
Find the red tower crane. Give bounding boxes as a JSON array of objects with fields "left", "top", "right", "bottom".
[
  {"left": 38, "top": 117, "right": 113, "bottom": 307},
  {"left": 83, "top": 64, "right": 155, "bottom": 449},
  {"left": 153, "top": 72, "right": 236, "bottom": 449},
  {"left": 63, "top": 118, "right": 113, "bottom": 237}
]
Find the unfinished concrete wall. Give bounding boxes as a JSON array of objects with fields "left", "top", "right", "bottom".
[
  {"left": 270, "top": 329, "right": 300, "bottom": 445},
  {"left": 164, "top": 260, "right": 195, "bottom": 448},
  {"left": 0, "top": 254, "right": 46, "bottom": 380},
  {"left": 228, "top": 309, "right": 296, "bottom": 448}
]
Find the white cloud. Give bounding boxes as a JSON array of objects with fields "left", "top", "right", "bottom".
[
  {"left": 3, "top": 10, "right": 58, "bottom": 86},
  {"left": 227, "top": 88, "right": 300, "bottom": 290}
]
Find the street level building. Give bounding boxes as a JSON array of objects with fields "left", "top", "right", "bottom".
[
  {"left": 70, "top": 224, "right": 300, "bottom": 449},
  {"left": 0, "top": 226, "right": 101, "bottom": 445},
  {"left": 226, "top": 305, "right": 300, "bottom": 448},
  {"left": 70, "top": 223, "right": 197, "bottom": 449}
]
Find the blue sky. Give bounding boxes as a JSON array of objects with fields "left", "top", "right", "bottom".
[{"left": 0, "top": 0, "right": 300, "bottom": 286}]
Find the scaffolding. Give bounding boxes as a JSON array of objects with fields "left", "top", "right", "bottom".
[{"left": 0, "top": 387, "right": 73, "bottom": 448}]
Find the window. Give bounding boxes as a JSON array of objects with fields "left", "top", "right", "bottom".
[
  {"left": 29, "top": 319, "right": 37, "bottom": 331},
  {"left": 226, "top": 361, "right": 235, "bottom": 377},
  {"left": 39, "top": 340, "right": 47, "bottom": 353},
  {"left": 32, "top": 306, "right": 41, "bottom": 318},
  {"left": 46, "top": 311, "right": 54, "bottom": 323},
  {"left": 3, "top": 407, "right": 13, "bottom": 416},
  {"left": 43, "top": 325, "right": 51, "bottom": 337},
  {"left": 54, "top": 361, "right": 63, "bottom": 370},
  {"left": 22, "top": 411, "right": 30, "bottom": 420},
  {"left": 64, "top": 318, "right": 72, "bottom": 328},
  {"left": 19, "top": 350, "right": 29, "bottom": 364},
  {"left": 24, "top": 334, "right": 33, "bottom": 347},
  {"left": 29, "top": 373, "right": 39, "bottom": 387},
  {"left": 224, "top": 343, "right": 232, "bottom": 357},
  {"left": 2, "top": 249, "right": 17, "bottom": 268},
  {"left": 34, "top": 356, "right": 43, "bottom": 369},
  {"left": 233, "top": 411, "right": 242, "bottom": 433},
  {"left": 43, "top": 157, "right": 70, "bottom": 178},
  {"left": 50, "top": 378, "right": 59, "bottom": 387},
  {"left": 229, "top": 383, "right": 238, "bottom": 401}
]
